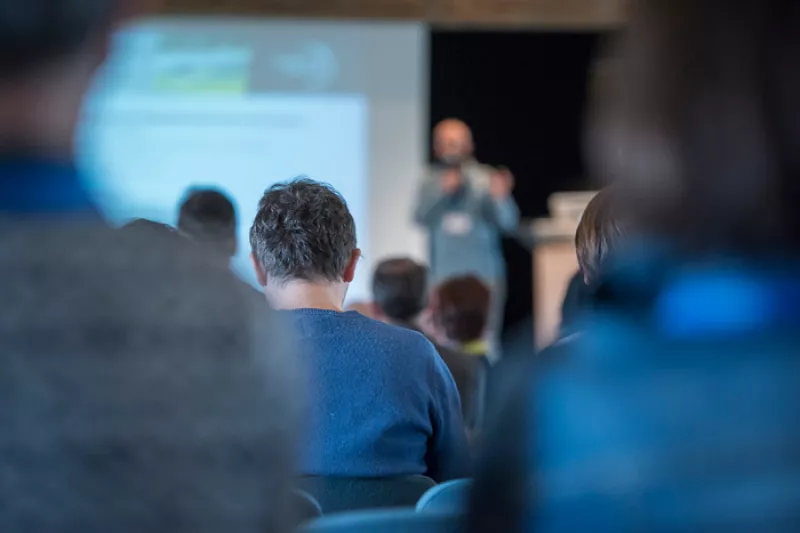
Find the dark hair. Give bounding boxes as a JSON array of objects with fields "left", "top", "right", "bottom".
[
  {"left": 249, "top": 178, "right": 357, "bottom": 283},
  {"left": 589, "top": 0, "right": 800, "bottom": 253},
  {"left": 372, "top": 258, "right": 428, "bottom": 322},
  {"left": 178, "top": 189, "right": 237, "bottom": 259},
  {"left": 575, "top": 188, "right": 626, "bottom": 287},
  {"left": 0, "top": 1, "right": 117, "bottom": 77},
  {"left": 432, "top": 275, "right": 491, "bottom": 343},
  {"left": 119, "top": 218, "right": 180, "bottom": 237}
]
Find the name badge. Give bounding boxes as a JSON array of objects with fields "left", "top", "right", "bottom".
[{"left": 442, "top": 212, "right": 473, "bottom": 235}]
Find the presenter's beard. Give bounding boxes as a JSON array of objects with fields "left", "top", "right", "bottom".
[{"left": 438, "top": 154, "right": 467, "bottom": 166}]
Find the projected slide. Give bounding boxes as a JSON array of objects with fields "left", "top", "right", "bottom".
[{"left": 79, "top": 22, "right": 369, "bottom": 296}]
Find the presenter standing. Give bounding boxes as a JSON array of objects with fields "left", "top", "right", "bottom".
[{"left": 414, "top": 119, "right": 520, "bottom": 358}]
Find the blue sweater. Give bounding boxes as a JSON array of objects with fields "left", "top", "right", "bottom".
[{"left": 284, "top": 309, "right": 470, "bottom": 481}]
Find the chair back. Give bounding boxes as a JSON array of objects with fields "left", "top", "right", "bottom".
[
  {"left": 302, "top": 508, "right": 463, "bottom": 533},
  {"left": 292, "top": 489, "right": 323, "bottom": 525},
  {"left": 416, "top": 479, "right": 472, "bottom": 513},
  {"left": 298, "top": 475, "right": 436, "bottom": 514}
]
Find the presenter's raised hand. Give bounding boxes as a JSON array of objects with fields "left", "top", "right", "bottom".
[
  {"left": 490, "top": 167, "right": 514, "bottom": 200},
  {"left": 441, "top": 168, "right": 462, "bottom": 195}
]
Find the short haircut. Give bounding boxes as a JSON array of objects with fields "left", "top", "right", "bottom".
[
  {"left": 433, "top": 275, "right": 491, "bottom": 343},
  {"left": 0, "top": 1, "right": 117, "bottom": 77},
  {"left": 119, "top": 218, "right": 181, "bottom": 237},
  {"left": 372, "top": 258, "right": 428, "bottom": 322},
  {"left": 575, "top": 188, "right": 626, "bottom": 287},
  {"left": 249, "top": 178, "right": 357, "bottom": 283},
  {"left": 178, "top": 189, "right": 237, "bottom": 258}
]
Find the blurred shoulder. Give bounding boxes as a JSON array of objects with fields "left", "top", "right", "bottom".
[{"left": 0, "top": 218, "right": 280, "bottom": 344}]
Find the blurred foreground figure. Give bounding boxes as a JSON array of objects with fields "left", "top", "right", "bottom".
[
  {"left": 0, "top": 3, "right": 298, "bottom": 532},
  {"left": 471, "top": 0, "right": 800, "bottom": 531}
]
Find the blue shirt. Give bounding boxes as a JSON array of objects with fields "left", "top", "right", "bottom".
[
  {"left": 284, "top": 308, "right": 470, "bottom": 481},
  {"left": 0, "top": 156, "right": 98, "bottom": 216},
  {"left": 532, "top": 259, "right": 800, "bottom": 531}
]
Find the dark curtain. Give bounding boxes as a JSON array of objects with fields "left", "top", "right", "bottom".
[{"left": 429, "top": 29, "right": 601, "bottom": 353}]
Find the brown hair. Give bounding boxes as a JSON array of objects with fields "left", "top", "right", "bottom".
[
  {"left": 575, "top": 188, "right": 626, "bottom": 287},
  {"left": 432, "top": 275, "right": 491, "bottom": 344},
  {"left": 588, "top": 0, "right": 800, "bottom": 253}
]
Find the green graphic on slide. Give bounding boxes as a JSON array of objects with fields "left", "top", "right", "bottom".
[
  {"left": 153, "top": 77, "right": 248, "bottom": 93},
  {"left": 150, "top": 40, "right": 251, "bottom": 94}
]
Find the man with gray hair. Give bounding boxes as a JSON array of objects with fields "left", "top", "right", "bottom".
[
  {"left": 0, "top": 2, "right": 299, "bottom": 532},
  {"left": 250, "top": 179, "right": 470, "bottom": 481}
]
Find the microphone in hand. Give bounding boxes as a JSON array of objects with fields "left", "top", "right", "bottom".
[{"left": 441, "top": 167, "right": 463, "bottom": 194}]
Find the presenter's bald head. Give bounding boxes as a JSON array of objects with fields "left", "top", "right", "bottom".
[{"left": 433, "top": 119, "right": 474, "bottom": 165}]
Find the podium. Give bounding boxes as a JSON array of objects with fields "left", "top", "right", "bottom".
[{"left": 525, "top": 191, "right": 596, "bottom": 349}]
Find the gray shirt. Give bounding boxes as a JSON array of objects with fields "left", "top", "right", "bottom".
[
  {"left": 414, "top": 159, "right": 520, "bottom": 283},
  {"left": 0, "top": 218, "right": 300, "bottom": 533}
]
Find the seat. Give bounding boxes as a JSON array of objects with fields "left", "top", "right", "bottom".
[
  {"left": 292, "top": 489, "right": 323, "bottom": 525},
  {"left": 298, "top": 475, "right": 436, "bottom": 514},
  {"left": 416, "top": 479, "right": 472, "bottom": 513},
  {"left": 301, "top": 508, "right": 464, "bottom": 533}
]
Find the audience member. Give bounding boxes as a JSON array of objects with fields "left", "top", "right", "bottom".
[
  {"left": 119, "top": 218, "right": 183, "bottom": 238},
  {"left": 558, "top": 272, "right": 588, "bottom": 338},
  {"left": 558, "top": 188, "right": 627, "bottom": 342},
  {"left": 574, "top": 188, "right": 626, "bottom": 289},
  {"left": 471, "top": 0, "right": 800, "bottom": 531},
  {"left": 250, "top": 179, "right": 470, "bottom": 481},
  {"left": 372, "top": 258, "right": 488, "bottom": 433},
  {"left": 0, "top": 3, "right": 299, "bottom": 531},
  {"left": 430, "top": 275, "right": 492, "bottom": 359},
  {"left": 177, "top": 188, "right": 237, "bottom": 264}
]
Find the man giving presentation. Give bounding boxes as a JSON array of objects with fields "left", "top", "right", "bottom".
[{"left": 414, "top": 118, "right": 520, "bottom": 357}]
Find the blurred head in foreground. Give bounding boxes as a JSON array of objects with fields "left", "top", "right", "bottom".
[
  {"left": 371, "top": 257, "right": 428, "bottom": 325},
  {"left": 434, "top": 118, "right": 474, "bottom": 166},
  {"left": 249, "top": 178, "right": 361, "bottom": 310},
  {"left": 178, "top": 188, "right": 238, "bottom": 262},
  {"left": 575, "top": 188, "right": 627, "bottom": 287},
  {"left": 0, "top": 0, "right": 145, "bottom": 156},
  {"left": 430, "top": 275, "right": 491, "bottom": 351},
  {"left": 589, "top": 0, "right": 800, "bottom": 254}
]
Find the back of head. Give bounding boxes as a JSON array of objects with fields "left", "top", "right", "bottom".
[
  {"left": 589, "top": 0, "right": 800, "bottom": 254},
  {"left": 177, "top": 189, "right": 238, "bottom": 259},
  {"left": 0, "top": 0, "right": 118, "bottom": 78},
  {"left": 432, "top": 275, "right": 491, "bottom": 344},
  {"left": 372, "top": 258, "right": 428, "bottom": 322},
  {"left": 575, "top": 188, "right": 627, "bottom": 287},
  {"left": 119, "top": 217, "right": 182, "bottom": 239},
  {"left": 249, "top": 178, "right": 357, "bottom": 284},
  {"left": 0, "top": 220, "right": 299, "bottom": 532}
]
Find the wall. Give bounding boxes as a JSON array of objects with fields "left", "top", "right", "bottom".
[{"left": 157, "top": 0, "right": 626, "bottom": 27}]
